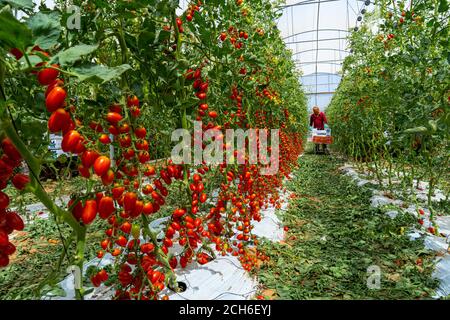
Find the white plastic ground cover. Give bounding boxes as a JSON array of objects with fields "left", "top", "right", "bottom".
[
  {"left": 8, "top": 195, "right": 71, "bottom": 241},
  {"left": 42, "top": 175, "right": 296, "bottom": 300},
  {"left": 163, "top": 254, "right": 258, "bottom": 300},
  {"left": 339, "top": 163, "right": 450, "bottom": 299},
  {"left": 11, "top": 195, "right": 71, "bottom": 221}
]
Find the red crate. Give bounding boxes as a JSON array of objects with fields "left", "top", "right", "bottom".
[{"left": 312, "top": 136, "right": 333, "bottom": 144}]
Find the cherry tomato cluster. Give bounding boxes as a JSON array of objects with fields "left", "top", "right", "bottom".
[
  {"left": 219, "top": 25, "right": 248, "bottom": 50},
  {"left": 0, "top": 138, "right": 27, "bottom": 267},
  {"left": 185, "top": 0, "right": 202, "bottom": 22}
]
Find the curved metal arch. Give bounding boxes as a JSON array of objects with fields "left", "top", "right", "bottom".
[
  {"left": 285, "top": 37, "right": 347, "bottom": 45},
  {"left": 295, "top": 59, "right": 344, "bottom": 65},
  {"left": 279, "top": 0, "right": 368, "bottom": 9},
  {"left": 292, "top": 48, "right": 350, "bottom": 56},
  {"left": 280, "top": 0, "right": 332, "bottom": 9},
  {"left": 302, "top": 72, "right": 342, "bottom": 77},
  {"left": 283, "top": 28, "right": 350, "bottom": 40},
  {"left": 298, "top": 63, "right": 343, "bottom": 66}
]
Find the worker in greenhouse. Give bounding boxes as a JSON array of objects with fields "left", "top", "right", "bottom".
[{"left": 310, "top": 106, "right": 329, "bottom": 154}]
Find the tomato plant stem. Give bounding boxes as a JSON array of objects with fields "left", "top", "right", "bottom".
[{"left": 74, "top": 228, "right": 86, "bottom": 300}]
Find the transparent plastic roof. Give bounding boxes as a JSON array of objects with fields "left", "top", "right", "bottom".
[{"left": 277, "top": 0, "right": 372, "bottom": 77}]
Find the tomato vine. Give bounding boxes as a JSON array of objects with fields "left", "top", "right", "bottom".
[{"left": 0, "top": 0, "right": 308, "bottom": 300}]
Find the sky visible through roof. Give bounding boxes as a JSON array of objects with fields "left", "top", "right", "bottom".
[{"left": 277, "top": 0, "right": 373, "bottom": 109}]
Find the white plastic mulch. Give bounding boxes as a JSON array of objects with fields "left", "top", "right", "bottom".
[{"left": 339, "top": 164, "right": 450, "bottom": 298}]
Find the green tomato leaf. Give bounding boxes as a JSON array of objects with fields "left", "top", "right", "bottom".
[
  {"left": 438, "top": 0, "right": 449, "bottom": 12},
  {"left": 51, "top": 44, "right": 99, "bottom": 66},
  {"left": 0, "top": 11, "right": 32, "bottom": 50},
  {"left": 27, "top": 12, "right": 61, "bottom": 50},
  {"left": 71, "top": 63, "right": 132, "bottom": 83},
  {"left": 0, "top": 0, "right": 34, "bottom": 9},
  {"left": 40, "top": 284, "right": 67, "bottom": 297},
  {"left": 403, "top": 126, "right": 428, "bottom": 134},
  {"left": 0, "top": 0, "right": 33, "bottom": 9}
]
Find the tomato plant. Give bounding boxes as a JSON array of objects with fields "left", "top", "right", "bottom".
[
  {"left": 0, "top": 0, "right": 308, "bottom": 300},
  {"left": 328, "top": 0, "right": 449, "bottom": 231}
]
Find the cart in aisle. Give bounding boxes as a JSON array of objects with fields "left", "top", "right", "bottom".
[{"left": 308, "top": 128, "right": 333, "bottom": 154}]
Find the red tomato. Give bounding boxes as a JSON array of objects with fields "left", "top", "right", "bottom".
[
  {"left": 37, "top": 65, "right": 59, "bottom": 86},
  {"left": 109, "top": 103, "right": 122, "bottom": 114},
  {"left": 62, "top": 119, "right": 75, "bottom": 135},
  {"left": 6, "top": 211, "right": 24, "bottom": 231},
  {"left": 169, "top": 257, "right": 178, "bottom": 269},
  {"left": 81, "top": 150, "right": 100, "bottom": 168},
  {"left": 199, "top": 82, "right": 209, "bottom": 92},
  {"left": 1, "top": 242, "right": 16, "bottom": 255},
  {"left": 131, "top": 200, "right": 143, "bottom": 217},
  {"left": 45, "top": 87, "right": 67, "bottom": 112},
  {"left": 119, "top": 135, "right": 132, "bottom": 148},
  {"left": 68, "top": 198, "right": 83, "bottom": 221},
  {"left": 135, "top": 139, "right": 149, "bottom": 151},
  {"left": 78, "top": 164, "right": 91, "bottom": 178},
  {"left": 163, "top": 238, "right": 173, "bottom": 248},
  {"left": 48, "top": 108, "right": 71, "bottom": 133},
  {"left": 81, "top": 200, "right": 97, "bottom": 225},
  {"left": 144, "top": 165, "right": 156, "bottom": 176},
  {"left": 101, "top": 169, "right": 115, "bottom": 186},
  {"left": 45, "top": 79, "right": 64, "bottom": 97},
  {"left": 123, "top": 192, "right": 137, "bottom": 213},
  {"left": 106, "top": 112, "right": 123, "bottom": 125},
  {"left": 9, "top": 48, "right": 23, "bottom": 60},
  {"left": 138, "top": 151, "right": 150, "bottom": 164},
  {"left": 89, "top": 121, "right": 103, "bottom": 133},
  {"left": 208, "top": 111, "right": 218, "bottom": 118},
  {"left": 99, "top": 134, "right": 111, "bottom": 144},
  {"left": 91, "top": 274, "right": 101, "bottom": 287},
  {"left": 93, "top": 156, "right": 111, "bottom": 177},
  {"left": 61, "top": 130, "right": 81, "bottom": 153},
  {"left": 0, "top": 252, "right": 9, "bottom": 267},
  {"left": 142, "top": 202, "right": 154, "bottom": 215},
  {"left": 1, "top": 138, "right": 21, "bottom": 162},
  {"left": 130, "top": 106, "right": 140, "bottom": 118},
  {"left": 116, "top": 236, "right": 127, "bottom": 247},
  {"left": 140, "top": 243, "right": 154, "bottom": 254},
  {"left": 112, "top": 186, "right": 125, "bottom": 199},
  {"left": 193, "top": 79, "right": 202, "bottom": 89},
  {"left": 0, "top": 191, "right": 10, "bottom": 210},
  {"left": 11, "top": 174, "right": 30, "bottom": 190},
  {"left": 0, "top": 229, "right": 9, "bottom": 246},
  {"left": 98, "top": 196, "right": 115, "bottom": 219},
  {"left": 73, "top": 138, "right": 86, "bottom": 155},
  {"left": 192, "top": 174, "right": 202, "bottom": 183},
  {"left": 98, "top": 269, "right": 108, "bottom": 282},
  {"left": 120, "top": 221, "right": 132, "bottom": 234},
  {"left": 127, "top": 95, "right": 139, "bottom": 107},
  {"left": 196, "top": 92, "right": 207, "bottom": 100},
  {"left": 172, "top": 208, "right": 186, "bottom": 218},
  {"left": 119, "top": 123, "right": 130, "bottom": 134},
  {"left": 134, "top": 127, "right": 147, "bottom": 139}
]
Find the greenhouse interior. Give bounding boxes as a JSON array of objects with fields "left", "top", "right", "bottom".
[{"left": 0, "top": 0, "right": 449, "bottom": 306}]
